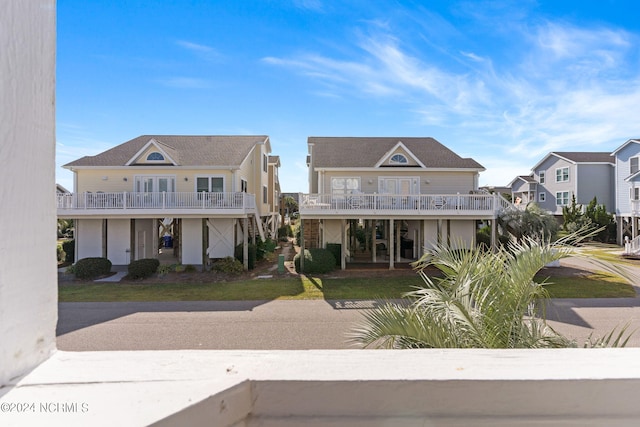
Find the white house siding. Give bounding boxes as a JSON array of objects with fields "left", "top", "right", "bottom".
[
  {"left": 422, "top": 220, "right": 439, "bottom": 250},
  {"left": 77, "top": 219, "right": 104, "bottom": 259},
  {"left": 449, "top": 220, "right": 476, "bottom": 249},
  {"left": 0, "top": 0, "right": 56, "bottom": 384},
  {"left": 182, "top": 218, "right": 204, "bottom": 266},
  {"left": 106, "top": 219, "right": 131, "bottom": 265},
  {"left": 576, "top": 164, "right": 615, "bottom": 212}
]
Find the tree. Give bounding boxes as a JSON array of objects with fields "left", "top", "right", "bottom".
[
  {"left": 282, "top": 196, "right": 298, "bottom": 215},
  {"left": 349, "top": 237, "right": 630, "bottom": 349},
  {"left": 562, "top": 194, "right": 589, "bottom": 233},
  {"left": 499, "top": 203, "right": 558, "bottom": 243}
]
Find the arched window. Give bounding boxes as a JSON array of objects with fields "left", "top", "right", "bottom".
[
  {"left": 146, "top": 152, "right": 165, "bottom": 161},
  {"left": 389, "top": 154, "right": 408, "bottom": 165}
]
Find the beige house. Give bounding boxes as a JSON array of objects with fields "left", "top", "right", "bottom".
[
  {"left": 57, "top": 135, "right": 280, "bottom": 269},
  {"left": 299, "top": 137, "right": 511, "bottom": 269}
]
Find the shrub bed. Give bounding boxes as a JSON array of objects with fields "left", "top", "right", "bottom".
[
  {"left": 74, "top": 257, "right": 112, "bottom": 279},
  {"left": 235, "top": 244, "right": 257, "bottom": 270},
  {"left": 212, "top": 256, "right": 244, "bottom": 275},
  {"left": 294, "top": 248, "right": 336, "bottom": 274},
  {"left": 62, "top": 239, "right": 75, "bottom": 263},
  {"left": 128, "top": 258, "right": 160, "bottom": 280}
]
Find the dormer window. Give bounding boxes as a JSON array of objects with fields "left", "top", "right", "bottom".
[
  {"left": 389, "top": 154, "right": 408, "bottom": 165},
  {"left": 146, "top": 152, "right": 165, "bottom": 161}
]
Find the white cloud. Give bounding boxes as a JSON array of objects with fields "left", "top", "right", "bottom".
[{"left": 175, "top": 40, "right": 223, "bottom": 62}]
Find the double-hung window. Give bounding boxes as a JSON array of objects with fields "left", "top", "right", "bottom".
[
  {"left": 631, "top": 157, "right": 639, "bottom": 175},
  {"left": 539, "top": 171, "right": 545, "bottom": 184},
  {"left": 539, "top": 192, "right": 546, "bottom": 202},
  {"left": 556, "top": 191, "right": 570, "bottom": 206},
  {"left": 555, "top": 167, "right": 569, "bottom": 182},
  {"left": 630, "top": 187, "right": 640, "bottom": 201}
]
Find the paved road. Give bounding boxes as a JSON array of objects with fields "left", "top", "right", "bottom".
[{"left": 57, "top": 297, "right": 640, "bottom": 350}]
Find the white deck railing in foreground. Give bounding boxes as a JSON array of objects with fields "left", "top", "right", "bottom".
[
  {"left": 57, "top": 191, "right": 256, "bottom": 211},
  {"left": 300, "top": 193, "right": 507, "bottom": 215}
]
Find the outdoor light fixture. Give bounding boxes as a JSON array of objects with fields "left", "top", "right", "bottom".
[
  {"left": 123, "top": 177, "right": 128, "bottom": 181},
  {"left": 184, "top": 177, "right": 189, "bottom": 181},
  {"left": 102, "top": 176, "right": 108, "bottom": 181}
]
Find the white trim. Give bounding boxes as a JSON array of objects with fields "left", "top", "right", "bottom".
[
  {"left": 133, "top": 174, "right": 177, "bottom": 193},
  {"left": 125, "top": 138, "right": 178, "bottom": 166},
  {"left": 64, "top": 165, "right": 240, "bottom": 171},
  {"left": 373, "top": 141, "right": 427, "bottom": 168},
  {"left": 611, "top": 138, "right": 640, "bottom": 156},
  {"left": 378, "top": 176, "right": 420, "bottom": 194}
]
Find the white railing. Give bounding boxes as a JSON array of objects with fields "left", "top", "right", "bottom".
[
  {"left": 57, "top": 192, "right": 256, "bottom": 211},
  {"left": 299, "top": 193, "right": 503, "bottom": 214},
  {"left": 624, "top": 235, "right": 640, "bottom": 255}
]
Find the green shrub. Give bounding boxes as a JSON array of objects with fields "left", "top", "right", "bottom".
[
  {"left": 325, "top": 243, "right": 342, "bottom": 266},
  {"left": 256, "top": 238, "right": 277, "bottom": 260},
  {"left": 74, "top": 257, "right": 112, "bottom": 279},
  {"left": 212, "top": 256, "right": 244, "bottom": 275},
  {"left": 62, "top": 239, "right": 75, "bottom": 263},
  {"left": 278, "top": 225, "right": 293, "bottom": 240},
  {"left": 57, "top": 244, "right": 64, "bottom": 263},
  {"left": 157, "top": 264, "right": 172, "bottom": 276},
  {"left": 294, "top": 248, "right": 336, "bottom": 274},
  {"left": 184, "top": 264, "right": 197, "bottom": 273},
  {"left": 128, "top": 258, "right": 160, "bottom": 280},
  {"left": 235, "top": 244, "right": 257, "bottom": 269}
]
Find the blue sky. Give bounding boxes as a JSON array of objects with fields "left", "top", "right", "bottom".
[{"left": 57, "top": 0, "right": 640, "bottom": 192}]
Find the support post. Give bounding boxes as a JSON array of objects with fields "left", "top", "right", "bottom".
[
  {"left": 372, "top": 220, "right": 377, "bottom": 263},
  {"left": 389, "top": 218, "right": 395, "bottom": 270},
  {"left": 299, "top": 219, "right": 305, "bottom": 273},
  {"left": 243, "top": 217, "right": 249, "bottom": 271},
  {"left": 491, "top": 218, "right": 497, "bottom": 251},
  {"left": 341, "top": 219, "right": 346, "bottom": 270}
]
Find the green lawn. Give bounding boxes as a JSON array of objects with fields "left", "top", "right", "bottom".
[
  {"left": 59, "top": 271, "right": 635, "bottom": 302},
  {"left": 540, "top": 271, "right": 636, "bottom": 298}
]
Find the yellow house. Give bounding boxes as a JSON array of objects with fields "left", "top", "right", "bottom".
[
  {"left": 58, "top": 135, "right": 279, "bottom": 269},
  {"left": 300, "top": 137, "right": 512, "bottom": 269}
]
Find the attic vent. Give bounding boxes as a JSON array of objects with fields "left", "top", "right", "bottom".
[
  {"left": 147, "top": 152, "right": 165, "bottom": 161},
  {"left": 390, "top": 154, "right": 407, "bottom": 164}
]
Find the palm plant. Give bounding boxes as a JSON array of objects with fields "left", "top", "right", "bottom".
[{"left": 349, "top": 236, "right": 630, "bottom": 349}]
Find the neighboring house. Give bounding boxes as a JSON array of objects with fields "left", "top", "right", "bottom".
[
  {"left": 509, "top": 175, "right": 538, "bottom": 207},
  {"left": 299, "top": 137, "right": 511, "bottom": 269},
  {"left": 612, "top": 138, "right": 640, "bottom": 244},
  {"left": 56, "top": 183, "right": 70, "bottom": 194},
  {"left": 510, "top": 152, "right": 614, "bottom": 216},
  {"left": 57, "top": 135, "right": 279, "bottom": 269}
]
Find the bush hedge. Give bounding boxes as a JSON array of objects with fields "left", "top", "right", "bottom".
[
  {"left": 235, "top": 244, "right": 257, "bottom": 270},
  {"left": 278, "top": 225, "right": 293, "bottom": 240},
  {"left": 294, "top": 248, "right": 336, "bottom": 274},
  {"left": 74, "top": 257, "right": 112, "bottom": 279},
  {"left": 212, "top": 256, "right": 244, "bottom": 275},
  {"left": 325, "top": 243, "right": 342, "bottom": 266},
  {"left": 128, "top": 258, "right": 160, "bottom": 280},
  {"left": 62, "top": 239, "right": 75, "bottom": 263}
]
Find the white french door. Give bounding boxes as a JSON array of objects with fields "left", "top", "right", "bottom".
[{"left": 135, "top": 176, "right": 176, "bottom": 193}]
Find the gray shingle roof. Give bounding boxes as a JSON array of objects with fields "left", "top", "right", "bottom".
[
  {"left": 552, "top": 152, "right": 614, "bottom": 164},
  {"left": 308, "top": 137, "right": 484, "bottom": 169},
  {"left": 64, "top": 135, "right": 269, "bottom": 168}
]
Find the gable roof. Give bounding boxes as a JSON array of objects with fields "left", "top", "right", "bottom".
[
  {"left": 531, "top": 151, "right": 614, "bottom": 171},
  {"left": 64, "top": 135, "right": 269, "bottom": 168},
  {"left": 308, "top": 137, "right": 484, "bottom": 170},
  {"left": 612, "top": 138, "right": 640, "bottom": 156},
  {"left": 508, "top": 175, "right": 537, "bottom": 188}
]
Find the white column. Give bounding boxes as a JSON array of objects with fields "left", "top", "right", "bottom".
[{"left": 389, "top": 219, "right": 395, "bottom": 270}]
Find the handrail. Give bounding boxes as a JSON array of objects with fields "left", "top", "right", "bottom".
[
  {"left": 299, "top": 193, "right": 506, "bottom": 213},
  {"left": 57, "top": 192, "right": 256, "bottom": 211},
  {"left": 624, "top": 235, "right": 640, "bottom": 255}
]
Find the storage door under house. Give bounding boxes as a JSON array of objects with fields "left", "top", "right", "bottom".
[{"left": 206, "top": 219, "right": 235, "bottom": 259}]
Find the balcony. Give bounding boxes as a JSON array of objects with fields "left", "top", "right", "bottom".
[
  {"left": 57, "top": 191, "right": 257, "bottom": 218},
  {"left": 299, "top": 193, "right": 512, "bottom": 219}
]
